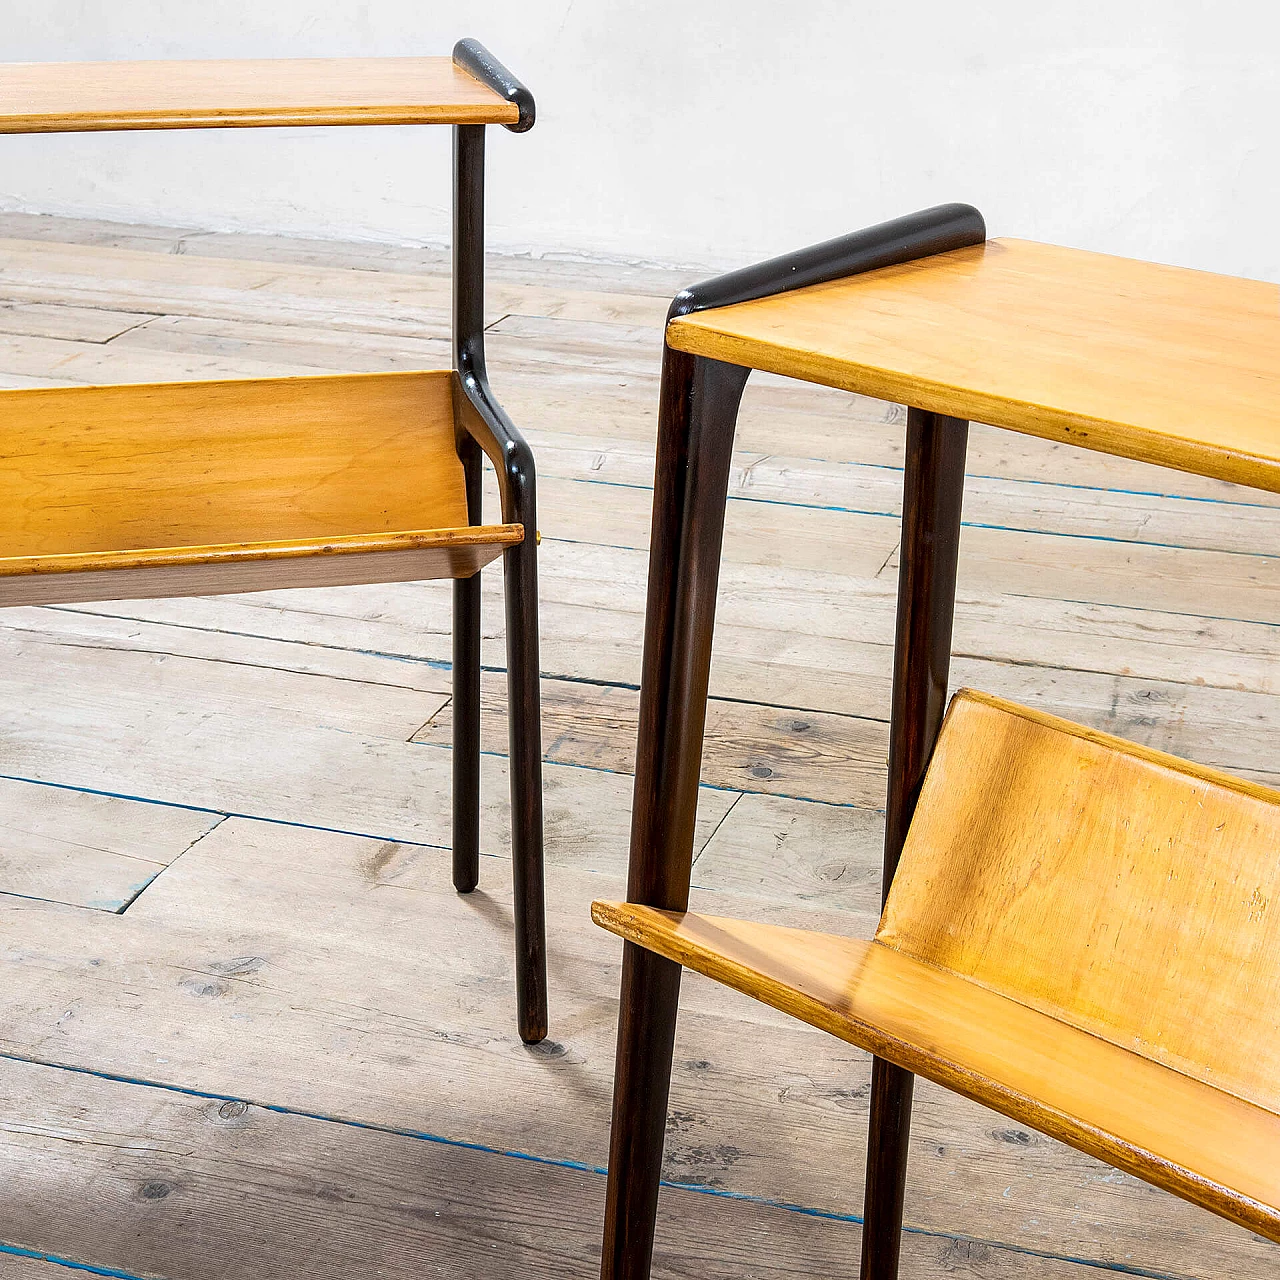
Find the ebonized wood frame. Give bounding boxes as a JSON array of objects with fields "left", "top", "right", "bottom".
[
  {"left": 598, "top": 204, "right": 987, "bottom": 1278},
  {"left": 450, "top": 41, "right": 547, "bottom": 1044}
]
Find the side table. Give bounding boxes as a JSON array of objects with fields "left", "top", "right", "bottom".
[
  {"left": 593, "top": 204, "right": 1280, "bottom": 1275},
  {"left": 0, "top": 41, "right": 549, "bottom": 1042}
]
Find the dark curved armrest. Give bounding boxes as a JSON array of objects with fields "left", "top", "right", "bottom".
[
  {"left": 452, "top": 38, "right": 535, "bottom": 133},
  {"left": 454, "top": 365, "right": 536, "bottom": 530},
  {"left": 667, "top": 203, "right": 986, "bottom": 321},
  {"left": 449, "top": 61, "right": 535, "bottom": 530}
]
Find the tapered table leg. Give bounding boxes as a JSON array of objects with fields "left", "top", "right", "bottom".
[
  {"left": 505, "top": 521, "right": 548, "bottom": 1045},
  {"left": 860, "top": 408, "right": 969, "bottom": 1280},
  {"left": 452, "top": 437, "right": 483, "bottom": 895},
  {"left": 452, "top": 117, "right": 547, "bottom": 1042},
  {"left": 600, "top": 351, "right": 750, "bottom": 1280}
]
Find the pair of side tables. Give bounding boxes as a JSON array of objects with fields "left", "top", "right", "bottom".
[{"left": 2, "top": 42, "right": 1278, "bottom": 1280}]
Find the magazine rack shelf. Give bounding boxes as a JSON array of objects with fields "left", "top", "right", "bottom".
[{"left": 0, "top": 40, "right": 548, "bottom": 1043}]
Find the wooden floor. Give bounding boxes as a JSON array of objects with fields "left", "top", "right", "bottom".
[{"left": 0, "top": 213, "right": 1276, "bottom": 1280}]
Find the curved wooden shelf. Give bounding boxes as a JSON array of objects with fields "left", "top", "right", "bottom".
[
  {"left": 667, "top": 238, "right": 1280, "bottom": 493},
  {"left": 0, "top": 369, "right": 522, "bottom": 605},
  {"left": 0, "top": 57, "right": 519, "bottom": 134},
  {"left": 594, "top": 688, "right": 1280, "bottom": 1243},
  {"left": 592, "top": 902, "right": 1280, "bottom": 1244},
  {"left": 879, "top": 689, "right": 1280, "bottom": 1111}
]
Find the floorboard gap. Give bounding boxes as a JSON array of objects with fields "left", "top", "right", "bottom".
[
  {"left": 0, "top": 1242, "right": 153, "bottom": 1280},
  {"left": 0, "top": 1051, "right": 1195, "bottom": 1280},
  {"left": 0, "top": 774, "right": 451, "bottom": 851}
]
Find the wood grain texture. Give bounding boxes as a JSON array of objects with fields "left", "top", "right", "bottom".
[
  {"left": 0, "top": 1253, "right": 69, "bottom": 1279},
  {"left": 412, "top": 673, "right": 884, "bottom": 806},
  {"left": 0, "top": 776, "right": 221, "bottom": 912},
  {"left": 0, "top": 534, "right": 519, "bottom": 607},
  {"left": 877, "top": 689, "right": 1280, "bottom": 1112},
  {"left": 0, "top": 369, "right": 466, "bottom": 554},
  {"left": 0, "top": 632, "right": 736, "bottom": 861},
  {"left": 0, "top": 57, "right": 518, "bottom": 134},
  {"left": 0, "top": 1057, "right": 1101, "bottom": 1280},
  {"left": 667, "top": 239, "right": 1280, "bottom": 492},
  {"left": 593, "top": 688, "right": 1280, "bottom": 1248},
  {"left": 71, "top": 539, "right": 1280, "bottom": 783},
  {"left": 591, "top": 901, "right": 1280, "bottom": 1244},
  {"left": 0, "top": 370, "right": 521, "bottom": 601}
]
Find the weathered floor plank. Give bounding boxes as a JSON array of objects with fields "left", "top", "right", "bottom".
[
  {"left": 0, "top": 1055, "right": 1112, "bottom": 1280},
  {"left": 0, "top": 1251, "right": 72, "bottom": 1279},
  {"left": 0, "top": 215, "right": 1276, "bottom": 1280},
  {"left": 3, "top": 818, "right": 1275, "bottom": 1279},
  {"left": 0, "top": 776, "right": 221, "bottom": 913}
]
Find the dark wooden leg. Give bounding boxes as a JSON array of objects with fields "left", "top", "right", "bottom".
[
  {"left": 451, "top": 120, "right": 546, "bottom": 1042},
  {"left": 600, "top": 351, "right": 750, "bottom": 1280},
  {"left": 451, "top": 438, "right": 483, "bottom": 895},
  {"left": 503, "top": 518, "right": 548, "bottom": 1045},
  {"left": 860, "top": 408, "right": 969, "bottom": 1280}
]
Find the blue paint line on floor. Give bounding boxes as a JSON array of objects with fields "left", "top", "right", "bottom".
[
  {"left": 0, "top": 757, "right": 859, "bottom": 847},
  {"left": 0, "top": 746, "right": 839, "bottom": 832},
  {"left": 0, "top": 1052, "right": 1187, "bottom": 1279},
  {"left": 655, "top": 1182, "right": 1182, "bottom": 1278},
  {"left": 0, "top": 773, "right": 450, "bottom": 852},
  {"left": 970, "top": 472, "right": 1280, "bottom": 511},
  {"left": 519, "top": 668, "right": 643, "bottom": 694},
  {"left": 52, "top": 584, "right": 1280, "bottom": 682},
  {"left": 0, "top": 1050, "right": 609, "bottom": 1177},
  {"left": 955, "top": 516, "right": 1270, "bottom": 556},
  {"left": 0, "top": 887, "right": 121, "bottom": 911},
  {"left": 1010, "top": 592, "right": 1280, "bottom": 632},
  {"left": 549, "top": 473, "right": 1280, "bottom": 559},
  {"left": 758, "top": 448, "right": 1280, "bottom": 513},
  {"left": 538, "top": 440, "right": 1280, "bottom": 516},
  {"left": 733, "top": 490, "right": 1278, "bottom": 557},
  {"left": 43, "top": 609, "right": 629, "bottom": 691},
  {"left": 0, "top": 1242, "right": 151, "bottom": 1280},
  {"left": 352, "top": 648, "right": 451, "bottom": 672},
  {"left": 40, "top": 606, "right": 461, "bottom": 676},
  {"left": 38, "top": 606, "right": 454, "bottom": 675},
  {"left": 47, "top": 601, "right": 1280, "bottom": 731}
]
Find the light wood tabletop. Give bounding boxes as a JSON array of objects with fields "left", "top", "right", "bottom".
[
  {"left": 0, "top": 57, "right": 519, "bottom": 133},
  {"left": 668, "top": 239, "right": 1280, "bottom": 493}
]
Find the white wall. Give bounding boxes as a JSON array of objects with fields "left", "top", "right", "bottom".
[{"left": 3, "top": 1, "right": 1278, "bottom": 279}]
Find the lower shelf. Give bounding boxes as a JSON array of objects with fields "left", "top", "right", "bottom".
[
  {"left": 0, "top": 368, "right": 522, "bottom": 604},
  {"left": 0, "top": 524, "right": 523, "bottom": 606},
  {"left": 592, "top": 901, "right": 1280, "bottom": 1244}
]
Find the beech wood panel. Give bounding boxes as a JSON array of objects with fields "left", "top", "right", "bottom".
[
  {"left": 0, "top": 58, "right": 518, "bottom": 133},
  {"left": 877, "top": 689, "right": 1280, "bottom": 1113},
  {"left": 591, "top": 901, "right": 1280, "bottom": 1244},
  {"left": 0, "top": 369, "right": 471, "bottom": 555},
  {"left": 667, "top": 239, "right": 1280, "bottom": 492},
  {"left": 0, "top": 531, "right": 520, "bottom": 606},
  {"left": 0, "top": 370, "right": 523, "bottom": 599}
]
